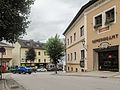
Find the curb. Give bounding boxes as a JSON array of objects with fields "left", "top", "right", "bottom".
[{"left": 4, "top": 79, "right": 10, "bottom": 90}]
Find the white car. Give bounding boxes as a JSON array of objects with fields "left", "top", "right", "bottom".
[{"left": 37, "top": 68, "right": 47, "bottom": 72}]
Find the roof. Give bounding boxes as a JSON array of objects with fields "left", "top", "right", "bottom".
[
  {"left": 0, "top": 42, "right": 14, "bottom": 48},
  {"left": 18, "top": 39, "right": 45, "bottom": 50},
  {"left": 63, "top": 0, "right": 99, "bottom": 35}
]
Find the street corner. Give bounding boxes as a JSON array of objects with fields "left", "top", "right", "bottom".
[{"left": 5, "top": 78, "right": 26, "bottom": 90}]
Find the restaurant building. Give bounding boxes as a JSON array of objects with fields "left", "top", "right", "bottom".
[{"left": 63, "top": 0, "right": 120, "bottom": 72}]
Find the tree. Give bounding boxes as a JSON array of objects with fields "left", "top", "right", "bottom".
[
  {"left": 45, "top": 34, "right": 65, "bottom": 74},
  {"left": 0, "top": 0, "right": 35, "bottom": 43},
  {"left": 26, "top": 47, "right": 36, "bottom": 63}
]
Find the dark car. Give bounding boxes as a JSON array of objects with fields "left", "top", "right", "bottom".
[{"left": 12, "top": 66, "right": 32, "bottom": 74}]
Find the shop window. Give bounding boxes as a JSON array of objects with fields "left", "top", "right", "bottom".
[
  {"left": 70, "top": 36, "right": 72, "bottom": 43},
  {"left": 74, "top": 33, "right": 76, "bottom": 41},
  {"left": 74, "top": 52, "right": 76, "bottom": 60},
  {"left": 80, "top": 26, "right": 84, "bottom": 37},
  {"left": 94, "top": 15, "right": 102, "bottom": 29},
  {"left": 105, "top": 8, "right": 115, "bottom": 25}
]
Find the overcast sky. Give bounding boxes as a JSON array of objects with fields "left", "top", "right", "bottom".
[{"left": 23, "top": 0, "right": 89, "bottom": 42}]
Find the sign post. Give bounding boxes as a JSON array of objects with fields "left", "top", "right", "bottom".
[{"left": 0, "top": 47, "right": 5, "bottom": 79}]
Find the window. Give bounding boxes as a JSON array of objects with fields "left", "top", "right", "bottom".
[
  {"left": 74, "top": 52, "right": 76, "bottom": 60},
  {"left": 71, "top": 53, "right": 72, "bottom": 61},
  {"left": 71, "top": 67, "right": 73, "bottom": 71},
  {"left": 38, "top": 52, "right": 40, "bottom": 55},
  {"left": 105, "top": 8, "right": 115, "bottom": 24},
  {"left": 74, "top": 33, "right": 76, "bottom": 41},
  {"left": 70, "top": 36, "right": 72, "bottom": 43},
  {"left": 39, "top": 59, "right": 40, "bottom": 63},
  {"left": 68, "top": 39, "right": 69, "bottom": 45},
  {"left": 68, "top": 67, "right": 69, "bottom": 71},
  {"left": 80, "top": 26, "right": 84, "bottom": 37},
  {"left": 44, "top": 52, "right": 47, "bottom": 56},
  {"left": 68, "top": 54, "right": 69, "bottom": 61},
  {"left": 44, "top": 59, "right": 46, "bottom": 63},
  {"left": 94, "top": 15, "right": 102, "bottom": 28},
  {"left": 81, "top": 50, "right": 85, "bottom": 60}
]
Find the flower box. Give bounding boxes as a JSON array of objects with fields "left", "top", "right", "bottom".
[{"left": 94, "top": 24, "right": 102, "bottom": 29}]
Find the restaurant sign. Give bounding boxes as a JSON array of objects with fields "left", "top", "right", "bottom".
[{"left": 92, "top": 34, "right": 118, "bottom": 43}]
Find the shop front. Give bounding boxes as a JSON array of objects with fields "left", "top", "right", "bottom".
[{"left": 94, "top": 46, "right": 119, "bottom": 72}]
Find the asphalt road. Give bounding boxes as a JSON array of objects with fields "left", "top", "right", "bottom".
[{"left": 4, "top": 72, "right": 120, "bottom": 90}]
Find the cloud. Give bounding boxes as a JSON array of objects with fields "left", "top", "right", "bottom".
[{"left": 23, "top": 0, "right": 89, "bottom": 42}]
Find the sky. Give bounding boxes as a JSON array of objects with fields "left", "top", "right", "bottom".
[{"left": 23, "top": 0, "right": 89, "bottom": 42}]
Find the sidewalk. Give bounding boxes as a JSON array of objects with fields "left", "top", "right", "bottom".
[
  {"left": 0, "top": 79, "right": 6, "bottom": 90},
  {"left": 58, "top": 71, "right": 120, "bottom": 78},
  {"left": 0, "top": 73, "right": 26, "bottom": 90}
]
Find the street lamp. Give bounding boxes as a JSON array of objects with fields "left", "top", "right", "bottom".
[{"left": 80, "top": 39, "right": 87, "bottom": 72}]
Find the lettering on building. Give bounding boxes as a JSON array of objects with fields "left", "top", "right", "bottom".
[{"left": 92, "top": 34, "right": 119, "bottom": 43}]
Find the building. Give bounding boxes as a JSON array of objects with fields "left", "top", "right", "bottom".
[
  {"left": 63, "top": 0, "right": 120, "bottom": 72},
  {"left": 10, "top": 39, "right": 51, "bottom": 68},
  {"left": 0, "top": 42, "right": 14, "bottom": 66}
]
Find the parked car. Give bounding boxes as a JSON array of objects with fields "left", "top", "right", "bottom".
[
  {"left": 0, "top": 65, "right": 7, "bottom": 73},
  {"left": 11, "top": 66, "right": 32, "bottom": 74},
  {"left": 37, "top": 68, "right": 47, "bottom": 72}
]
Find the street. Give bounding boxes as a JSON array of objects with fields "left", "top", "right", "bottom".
[{"left": 3, "top": 72, "right": 120, "bottom": 90}]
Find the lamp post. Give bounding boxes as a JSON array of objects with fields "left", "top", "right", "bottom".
[{"left": 81, "top": 39, "right": 87, "bottom": 72}]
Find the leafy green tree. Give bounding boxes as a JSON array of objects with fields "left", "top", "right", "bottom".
[
  {"left": 45, "top": 34, "right": 65, "bottom": 74},
  {"left": 0, "top": 0, "right": 35, "bottom": 43},
  {"left": 26, "top": 47, "right": 36, "bottom": 63}
]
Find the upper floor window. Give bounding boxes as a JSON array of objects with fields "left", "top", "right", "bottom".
[
  {"left": 74, "top": 52, "right": 76, "bottom": 60},
  {"left": 80, "top": 26, "right": 84, "bottom": 37},
  {"left": 44, "top": 52, "right": 47, "bottom": 56},
  {"left": 71, "top": 53, "right": 72, "bottom": 61},
  {"left": 68, "top": 39, "right": 69, "bottom": 45},
  {"left": 105, "top": 8, "right": 115, "bottom": 24},
  {"left": 38, "top": 52, "right": 40, "bottom": 55},
  {"left": 74, "top": 33, "right": 76, "bottom": 41},
  {"left": 70, "top": 36, "right": 72, "bottom": 43},
  {"left": 68, "top": 54, "right": 69, "bottom": 61},
  {"left": 94, "top": 15, "right": 102, "bottom": 29},
  {"left": 39, "top": 59, "right": 40, "bottom": 62},
  {"left": 81, "top": 50, "right": 85, "bottom": 60}
]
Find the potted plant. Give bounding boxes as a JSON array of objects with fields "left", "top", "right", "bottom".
[
  {"left": 105, "top": 17, "right": 114, "bottom": 25},
  {"left": 94, "top": 24, "right": 102, "bottom": 29}
]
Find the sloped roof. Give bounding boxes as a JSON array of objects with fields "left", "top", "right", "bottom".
[
  {"left": 63, "top": 0, "right": 99, "bottom": 35},
  {"left": 0, "top": 42, "right": 14, "bottom": 48},
  {"left": 18, "top": 39, "right": 45, "bottom": 50}
]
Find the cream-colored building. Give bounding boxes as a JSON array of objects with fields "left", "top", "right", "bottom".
[
  {"left": 0, "top": 42, "right": 13, "bottom": 66},
  {"left": 10, "top": 39, "right": 51, "bottom": 68},
  {"left": 64, "top": 0, "right": 120, "bottom": 72}
]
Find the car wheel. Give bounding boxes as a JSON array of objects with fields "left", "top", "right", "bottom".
[
  {"left": 23, "top": 71, "right": 26, "bottom": 74},
  {"left": 19, "top": 72, "right": 21, "bottom": 74},
  {"left": 13, "top": 71, "right": 16, "bottom": 74},
  {"left": 28, "top": 72, "right": 31, "bottom": 74}
]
